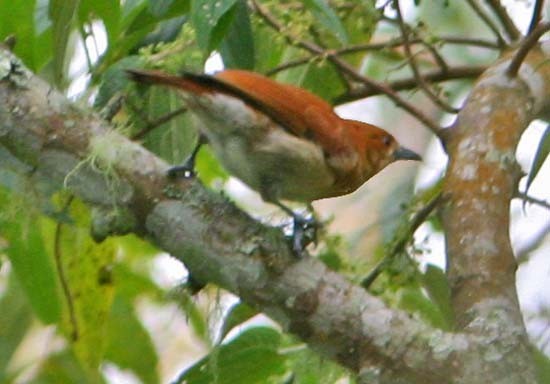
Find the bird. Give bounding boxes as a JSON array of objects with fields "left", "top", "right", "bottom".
[{"left": 127, "top": 68, "right": 421, "bottom": 254}]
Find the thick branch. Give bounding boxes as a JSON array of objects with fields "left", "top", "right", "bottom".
[{"left": 441, "top": 44, "right": 550, "bottom": 379}]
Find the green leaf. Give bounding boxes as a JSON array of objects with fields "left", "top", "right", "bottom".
[
  {"left": 105, "top": 296, "right": 159, "bottom": 384},
  {"left": 0, "top": 0, "right": 52, "bottom": 71},
  {"left": 422, "top": 264, "right": 454, "bottom": 329},
  {"left": 275, "top": 54, "right": 346, "bottom": 103},
  {"left": 251, "top": 22, "right": 286, "bottom": 73},
  {"left": 176, "top": 327, "right": 285, "bottom": 384},
  {"left": 136, "top": 86, "right": 197, "bottom": 163},
  {"left": 190, "top": 0, "right": 238, "bottom": 51},
  {"left": 1, "top": 211, "right": 62, "bottom": 324},
  {"left": 219, "top": 0, "right": 255, "bottom": 69},
  {"left": 195, "top": 146, "right": 230, "bottom": 186},
  {"left": 148, "top": 0, "right": 174, "bottom": 17},
  {"left": 0, "top": 274, "right": 33, "bottom": 376},
  {"left": 525, "top": 124, "right": 550, "bottom": 194},
  {"left": 281, "top": 338, "right": 350, "bottom": 384},
  {"left": 79, "top": 0, "right": 121, "bottom": 46},
  {"left": 29, "top": 350, "right": 100, "bottom": 384},
  {"left": 534, "top": 347, "right": 550, "bottom": 384},
  {"left": 94, "top": 56, "right": 143, "bottom": 108},
  {"left": 219, "top": 302, "right": 257, "bottom": 341},
  {"left": 49, "top": 0, "right": 79, "bottom": 88},
  {"left": 303, "top": 0, "right": 348, "bottom": 44},
  {"left": 398, "top": 287, "right": 450, "bottom": 330},
  {"left": 61, "top": 230, "right": 116, "bottom": 374}
]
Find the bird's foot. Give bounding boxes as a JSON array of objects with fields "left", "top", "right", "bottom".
[
  {"left": 167, "top": 159, "right": 196, "bottom": 179},
  {"left": 183, "top": 273, "right": 206, "bottom": 295},
  {"left": 290, "top": 214, "right": 319, "bottom": 256},
  {"left": 167, "top": 135, "right": 205, "bottom": 179}
]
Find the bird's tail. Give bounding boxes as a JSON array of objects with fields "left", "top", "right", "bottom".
[{"left": 126, "top": 69, "right": 209, "bottom": 95}]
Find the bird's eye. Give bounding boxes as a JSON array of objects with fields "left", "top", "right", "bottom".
[{"left": 382, "top": 135, "right": 392, "bottom": 146}]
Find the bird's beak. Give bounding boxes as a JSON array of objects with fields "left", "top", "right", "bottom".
[{"left": 393, "top": 146, "right": 422, "bottom": 161}]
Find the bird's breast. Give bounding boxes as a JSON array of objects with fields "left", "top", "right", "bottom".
[{"left": 185, "top": 92, "right": 338, "bottom": 202}]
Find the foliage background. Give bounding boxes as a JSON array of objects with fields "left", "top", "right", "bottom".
[{"left": 0, "top": 0, "right": 549, "bottom": 383}]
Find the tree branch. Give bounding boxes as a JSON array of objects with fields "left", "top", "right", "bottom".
[
  {"left": 335, "top": 65, "right": 487, "bottom": 104},
  {"left": 484, "top": 0, "right": 521, "bottom": 41},
  {"left": 266, "top": 36, "right": 499, "bottom": 76},
  {"left": 440, "top": 41, "right": 550, "bottom": 375},
  {"left": 528, "top": 0, "right": 545, "bottom": 35},
  {"left": 0, "top": 45, "right": 539, "bottom": 383},
  {"left": 507, "top": 22, "right": 550, "bottom": 77},
  {"left": 465, "top": 0, "right": 507, "bottom": 47},
  {"left": 394, "top": 0, "right": 459, "bottom": 114}
]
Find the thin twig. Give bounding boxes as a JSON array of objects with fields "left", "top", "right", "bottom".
[
  {"left": 516, "top": 220, "right": 550, "bottom": 264},
  {"left": 54, "top": 196, "right": 79, "bottom": 341},
  {"left": 466, "top": 0, "right": 507, "bottom": 47},
  {"left": 529, "top": 0, "right": 545, "bottom": 35},
  {"left": 484, "top": 0, "right": 521, "bottom": 41},
  {"left": 516, "top": 191, "right": 550, "bottom": 210},
  {"left": 336, "top": 65, "right": 487, "bottom": 103},
  {"left": 266, "top": 36, "right": 497, "bottom": 76},
  {"left": 419, "top": 39, "right": 449, "bottom": 73},
  {"left": 361, "top": 190, "right": 443, "bottom": 289},
  {"left": 507, "top": 22, "right": 550, "bottom": 78},
  {"left": 394, "top": 0, "right": 459, "bottom": 114},
  {"left": 251, "top": 0, "right": 444, "bottom": 138},
  {"left": 131, "top": 106, "right": 188, "bottom": 140},
  {"left": 78, "top": 24, "right": 94, "bottom": 72}
]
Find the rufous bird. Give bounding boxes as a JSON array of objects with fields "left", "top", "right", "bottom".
[{"left": 127, "top": 69, "right": 421, "bottom": 253}]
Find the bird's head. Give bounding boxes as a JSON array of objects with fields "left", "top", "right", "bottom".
[{"left": 344, "top": 120, "right": 422, "bottom": 177}]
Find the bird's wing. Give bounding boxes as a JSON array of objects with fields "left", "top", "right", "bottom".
[
  {"left": 127, "top": 69, "right": 348, "bottom": 154},
  {"left": 203, "top": 70, "right": 347, "bottom": 152}
]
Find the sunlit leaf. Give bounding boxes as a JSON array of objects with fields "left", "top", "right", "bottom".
[
  {"left": 105, "top": 296, "right": 159, "bottom": 384},
  {"left": 191, "top": 0, "right": 238, "bottom": 51},
  {"left": 219, "top": 302, "right": 257, "bottom": 341},
  {"left": 303, "top": 0, "right": 348, "bottom": 44},
  {"left": 37, "top": 198, "right": 117, "bottom": 376},
  {"left": 30, "top": 350, "right": 100, "bottom": 384}
]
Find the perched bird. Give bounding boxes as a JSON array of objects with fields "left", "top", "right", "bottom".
[{"left": 127, "top": 69, "right": 421, "bottom": 253}]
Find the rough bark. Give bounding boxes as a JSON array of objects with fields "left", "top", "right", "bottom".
[{"left": 1, "top": 42, "right": 547, "bottom": 382}]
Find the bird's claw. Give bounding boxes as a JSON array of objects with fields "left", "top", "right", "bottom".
[
  {"left": 167, "top": 136, "right": 205, "bottom": 180},
  {"left": 167, "top": 163, "right": 196, "bottom": 179},
  {"left": 290, "top": 215, "right": 319, "bottom": 256}
]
